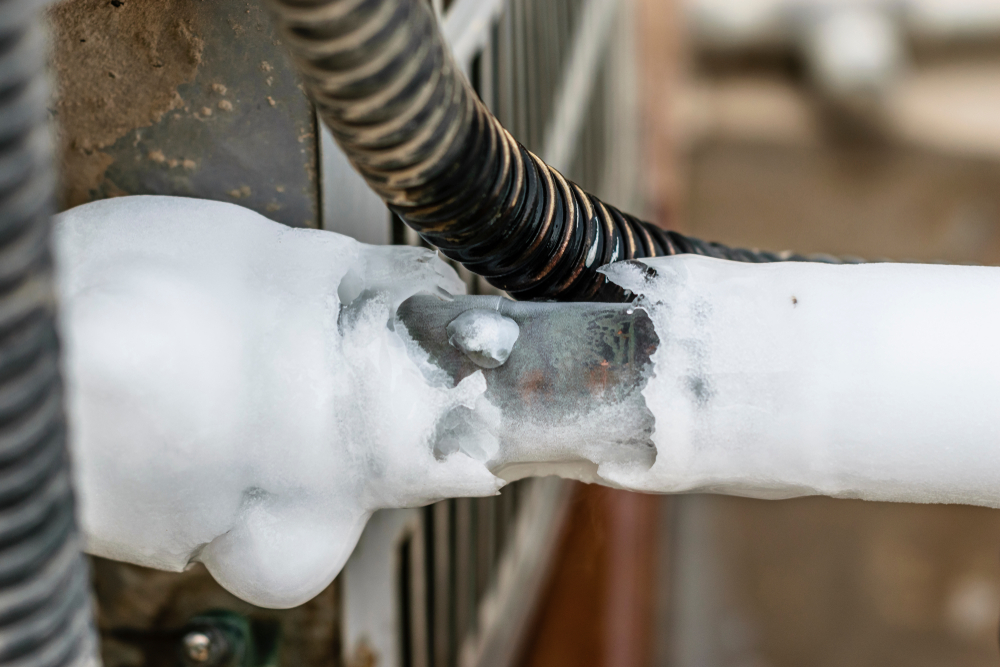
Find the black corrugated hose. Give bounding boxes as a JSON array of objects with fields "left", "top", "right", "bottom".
[
  {"left": 267, "top": 0, "right": 858, "bottom": 301},
  {"left": 0, "top": 0, "right": 98, "bottom": 664}
]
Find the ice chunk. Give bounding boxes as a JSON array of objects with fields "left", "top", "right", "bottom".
[
  {"left": 446, "top": 309, "right": 520, "bottom": 368},
  {"left": 55, "top": 196, "right": 500, "bottom": 609},
  {"left": 601, "top": 255, "right": 1000, "bottom": 507}
]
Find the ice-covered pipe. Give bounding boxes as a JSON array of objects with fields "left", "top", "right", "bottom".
[
  {"left": 55, "top": 196, "right": 1000, "bottom": 609},
  {"left": 600, "top": 257, "right": 1000, "bottom": 506}
]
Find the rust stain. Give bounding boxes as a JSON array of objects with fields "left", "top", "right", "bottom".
[
  {"left": 347, "top": 638, "right": 379, "bottom": 667},
  {"left": 47, "top": 0, "right": 204, "bottom": 208},
  {"left": 149, "top": 150, "right": 194, "bottom": 170},
  {"left": 517, "top": 368, "right": 551, "bottom": 401},
  {"left": 584, "top": 359, "right": 613, "bottom": 398}
]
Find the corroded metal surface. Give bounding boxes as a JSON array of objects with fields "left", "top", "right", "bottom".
[{"left": 48, "top": 0, "right": 319, "bottom": 227}]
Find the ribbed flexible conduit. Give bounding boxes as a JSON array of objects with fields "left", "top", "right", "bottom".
[
  {"left": 267, "top": 0, "right": 856, "bottom": 301},
  {"left": 0, "top": 0, "right": 98, "bottom": 664}
]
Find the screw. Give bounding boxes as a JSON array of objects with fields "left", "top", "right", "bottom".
[
  {"left": 179, "top": 613, "right": 246, "bottom": 666},
  {"left": 182, "top": 631, "right": 214, "bottom": 664}
]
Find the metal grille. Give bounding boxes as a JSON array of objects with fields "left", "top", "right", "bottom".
[{"left": 324, "top": 0, "right": 642, "bottom": 664}]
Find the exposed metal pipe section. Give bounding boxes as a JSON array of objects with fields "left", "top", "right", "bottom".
[
  {"left": 0, "top": 0, "right": 97, "bottom": 663},
  {"left": 397, "top": 295, "right": 659, "bottom": 478},
  {"left": 267, "top": 0, "right": 853, "bottom": 302}
]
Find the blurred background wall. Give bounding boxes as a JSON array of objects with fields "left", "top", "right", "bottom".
[{"left": 665, "top": 1, "right": 1000, "bottom": 666}]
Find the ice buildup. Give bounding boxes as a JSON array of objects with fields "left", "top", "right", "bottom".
[
  {"left": 600, "top": 256, "right": 1000, "bottom": 506},
  {"left": 56, "top": 196, "right": 501, "bottom": 609},
  {"left": 55, "top": 195, "right": 1000, "bottom": 610}
]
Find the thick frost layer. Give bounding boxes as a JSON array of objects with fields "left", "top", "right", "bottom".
[
  {"left": 601, "top": 256, "right": 1000, "bottom": 507},
  {"left": 56, "top": 196, "right": 500, "bottom": 608}
]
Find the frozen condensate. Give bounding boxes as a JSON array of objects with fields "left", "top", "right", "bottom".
[
  {"left": 601, "top": 256, "right": 1000, "bottom": 506},
  {"left": 56, "top": 196, "right": 501, "bottom": 609},
  {"left": 55, "top": 195, "right": 1000, "bottom": 610},
  {"left": 447, "top": 309, "right": 520, "bottom": 368}
]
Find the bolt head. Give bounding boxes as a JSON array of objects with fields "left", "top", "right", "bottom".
[{"left": 182, "top": 631, "right": 214, "bottom": 663}]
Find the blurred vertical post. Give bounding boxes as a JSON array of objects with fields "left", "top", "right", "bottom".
[
  {"left": 516, "top": 0, "right": 679, "bottom": 663},
  {"left": 636, "top": 0, "right": 685, "bottom": 229},
  {"left": 517, "top": 486, "right": 660, "bottom": 667}
]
